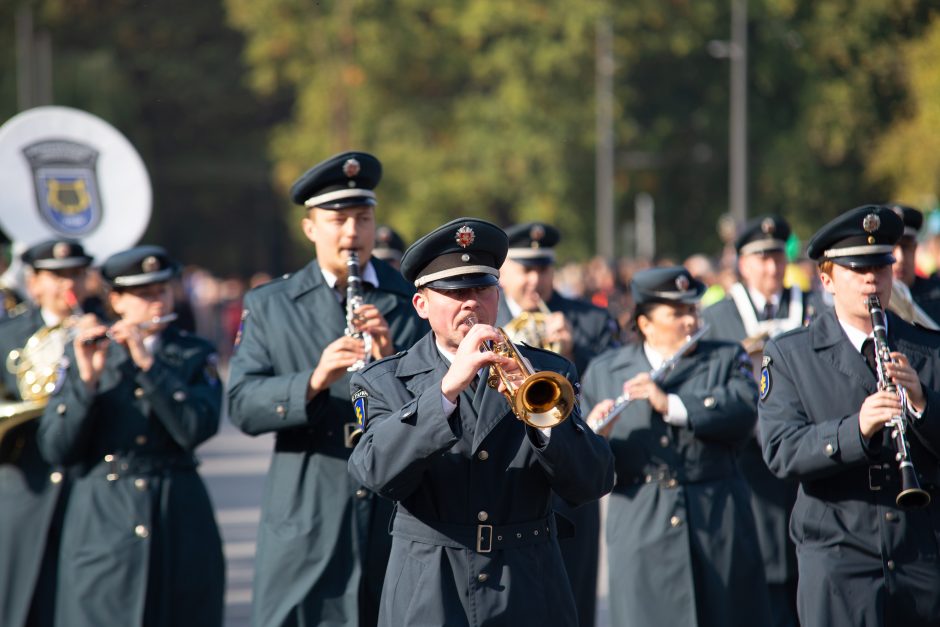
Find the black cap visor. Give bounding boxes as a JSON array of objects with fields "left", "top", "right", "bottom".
[
  {"left": 423, "top": 273, "right": 499, "bottom": 291},
  {"left": 830, "top": 252, "right": 896, "bottom": 269}
]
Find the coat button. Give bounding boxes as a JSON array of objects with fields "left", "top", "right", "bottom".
[
  {"left": 56, "top": 403, "right": 66, "bottom": 415},
  {"left": 477, "top": 450, "right": 489, "bottom": 461},
  {"left": 355, "top": 488, "right": 368, "bottom": 499},
  {"left": 276, "top": 404, "right": 286, "bottom": 415},
  {"left": 644, "top": 474, "right": 652, "bottom": 484},
  {"left": 666, "top": 479, "right": 678, "bottom": 488},
  {"left": 477, "top": 573, "right": 489, "bottom": 583},
  {"left": 134, "top": 387, "right": 145, "bottom": 399},
  {"left": 824, "top": 443, "right": 835, "bottom": 456},
  {"left": 135, "top": 435, "right": 148, "bottom": 446},
  {"left": 478, "top": 511, "right": 489, "bottom": 522},
  {"left": 885, "top": 512, "right": 897, "bottom": 522},
  {"left": 49, "top": 471, "right": 63, "bottom": 484},
  {"left": 670, "top": 515, "right": 682, "bottom": 527},
  {"left": 887, "top": 560, "right": 896, "bottom": 571},
  {"left": 703, "top": 396, "right": 716, "bottom": 408},
  {"left": 659, "top": 435, "right": 669, "bottom": 447},
  {"left": 134, "top": 478, "right": 148, "bottom": 491},
  {"left": 135, "top": 525, "right": 150, "bottom": 539},
  {"left": 173, "top": 390, "right": 187, "bottom": 402},
  {"left": 104, "top": 454, "right": 115, "bottom": 463}
]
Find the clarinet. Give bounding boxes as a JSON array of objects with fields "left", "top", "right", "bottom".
[
  {"left": 592, "top": 324, "right": 710, "bottom": 433},
  {"left": 867, "top": 295, "right": 931, "bottom": 509},
  {"left": 345, "top": 251, "right": 373, "bottom": 372}
]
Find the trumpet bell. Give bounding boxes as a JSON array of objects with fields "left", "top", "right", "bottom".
[{"left": 513, "top": 370, "right": 575, "bottom": 428}]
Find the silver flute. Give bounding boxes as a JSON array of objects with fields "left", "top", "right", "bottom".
[
  {"left": 592, "top": 324, "right": 709, "bottom": 433},
  {"left": 81, "top": 313, "right": 179, "bottom": 346},
  {"left": 345, "top": 250, "right": 373, "bottom": 372}
]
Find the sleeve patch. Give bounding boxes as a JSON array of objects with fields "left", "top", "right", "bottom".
[
  {"left": 759, "top": 367, "right": 772, "bottom": 401},
  {"left": 352, "top": 388, "right": 368, "bottom": 427}
]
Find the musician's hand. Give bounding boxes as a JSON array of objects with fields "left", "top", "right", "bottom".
[
  {"left": 859, "top": 390, "right": 903, "bottom": 439},
  {"left": 108, "top": 320, "right": 154, "bottom": 372},
  {"left": 352, "top": 304, "right": 394, "bottom": 359},
  {"left": 885, "top": 352, "right": 925, "bottom": 412},
  {"left": 309, "top": 336, "right": 367, "bottom": 400},
  {"left": 73, "top": 315, "right": 109, "bottom": 388},
  {"left": 545, "top": 312, "right": 574, "bottom": 359},
  {"left": 624, "top": 373, "right": 669, "bottom": 414},
  {"left": 441, "top": 323, "right": 515, "bottom": 403},
  {"left": 586, "top": 399, "right": 617, "bottom": 438}
]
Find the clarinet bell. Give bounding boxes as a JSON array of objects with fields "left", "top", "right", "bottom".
[{"left": 897, "top": 461, "right": 931, "bottom": 509}]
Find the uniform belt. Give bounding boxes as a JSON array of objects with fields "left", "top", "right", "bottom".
[
  {"left": 392, "top": 509, "right": 557, "bottom": 554},
  {"left": 86, "top": 453, "right": 197, "bottom": 481},
  {"left": 619, "top": 460, "right": 738, "bottom": 489},
  {"left": 275, "top": 424, "right": 358, "bottom": 456}
]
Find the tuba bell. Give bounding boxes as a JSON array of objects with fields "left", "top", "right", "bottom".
[{"left": 469, "top": 315, "right": 575, "bottom": 428}]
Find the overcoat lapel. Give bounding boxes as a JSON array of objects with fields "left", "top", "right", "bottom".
[
  {"left": 472, "top": 376, "right": 513, "bottom": 453},
  {"left": 288, "top": 261, "right": 347, "bottom": 334},
  {"left": 812, "top": 310, "right": 878, "bottom": 395}
]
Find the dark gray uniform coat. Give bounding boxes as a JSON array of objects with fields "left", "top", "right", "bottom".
[
  {"left": 582, "top": 340, "right": 772, "bottom": 627},
  {"left": 348, "top": 332, "right": 615, "bottom": 627},
  {"left": 702, "top": 287, "right": 815, "bottom": 626},
  {"left": 0, "top": 307, "right": 65, "bottom": 627},
  {"left": 227, "top": 258, "right": 428, "bottom": 627},
  {"left": 37, "top": 325, "right": 224, "bottom": 627},
  {"left": 911, "top": 274, "right": 940, "bottom": 324},
  {"left": 760, "top": 309, "right": 940, "bottom": 627},
  {"left": 497, "top": 290, "right": 618, "bottom": 627}
]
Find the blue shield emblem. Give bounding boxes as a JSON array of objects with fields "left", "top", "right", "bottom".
[
  {"left": 23, "top": 139, "right": 104, "bottom": 236},
  {"left": 354, "top": 396, "right": 367, "bottom": 427}
]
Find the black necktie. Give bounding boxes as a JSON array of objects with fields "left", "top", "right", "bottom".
[
  {"left": 861, "top": 338, "right": 878, "bottom": 376},
  {"left": 761, "top": 302, "right": 775, "bottom": 321}
]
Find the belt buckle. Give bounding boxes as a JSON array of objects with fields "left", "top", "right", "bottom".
[
  {"left": 476, "top": 524, "right": 493, "bottom": 553},
  {"left": 869, "top": 464, "right": 883, "bottom": 491},
  {"left": 343, "top": 423, "right": 360, "bottom": 449}
]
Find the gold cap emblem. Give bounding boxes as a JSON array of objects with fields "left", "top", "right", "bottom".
[
  {"left": 52, "top": 242, "right": 70, "bottom": 259},
  {"left": 529, "top": 224, "right": 545, "bottom": 248},
  {"left": 455, "top": 225, "right": 475, "bottom": 248},
  {"left": 141, "top": 256, "right": 160, "bottom": 273}
]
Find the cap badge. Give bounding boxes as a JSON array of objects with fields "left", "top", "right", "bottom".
[
  {"left": 675, "top": 274, "right": 690, "bottom": 292},
  {"left": 863, "top": 213, "right": 881, "bottom": 234},
  {"left": 455, "top": 225, "right": 475, "bottom": 248},
  {"left": 461, "top": 253, "right": 471, "bottom": 262},
  {"left": 761, "top": 218, "right": 776, "bottom": 235},
  {"left": 52, "top": 242, "right": 70, "bottom": 259},
  {"left": 376, "top": 226, "right": 391, "bottom": 244},
  {"left": 342, "top": 158, "right": 361, "bottom": 178},
  {"left": 141, "top": 256, "right": 160, "bottom": 273},
  {"left": 530, "top": 224, "right": 545, "bottom": 248}
]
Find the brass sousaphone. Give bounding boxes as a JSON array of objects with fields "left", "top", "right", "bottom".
[{"left": 0, "top": 106, "right": 152, "bottom": 448}]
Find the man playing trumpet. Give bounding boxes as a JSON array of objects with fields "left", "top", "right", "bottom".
[
  {"left": 759, "top": 205, "right": 940, "bottom": 626},
  {"left": 348, "top": 217, "right": 614, "bottom": 627}
]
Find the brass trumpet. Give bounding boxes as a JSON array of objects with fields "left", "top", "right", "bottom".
[{"left": 468, "top": 315, "right": 575, "bottom": 428}]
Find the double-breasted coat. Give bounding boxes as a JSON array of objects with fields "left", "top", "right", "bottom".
[
  {"left": 581, "top": 340, "right": 772, "bottom": 627},
  {"left": 496, "top": 290, "right": 618, "bottom": 627},
  {"left": 347, "top": 331, "right": 615, "bottom": 626},
  {"left": 0, "top": 307, "right": 66, "bottom": 627},
  {"left": 227, "top": 258, "right": 428, "bottom": 627},
  {"left": 702, "top": 286, "right": 814, "bottom": 625},
  {"left": 760, "top": 309, "right": 940, "bottom": 627},
  {"left": 36, "top": 325, "right": 225, "bottom": 627}
]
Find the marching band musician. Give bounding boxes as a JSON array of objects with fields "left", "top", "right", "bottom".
[
  {"left": 583, "top": 266, "right": 772, "bottom": 627},
  {"left": 889, "top": 204, "right": 940, "bottom": 325},
  {"left": 0, "top": 239, "right": 92, "bottom": 627},
  {"left": 496, "top": 220, "right": 618, "bottom": 627},
  {"left": 347, "top": 217, "right": 614, "bottom": 626},
  {"left": 227, "top": 151, "right": 428, "bottom": 627},
  {"left": 701, "top": 215, "right": 812, "bottom": 626},
  {"left": 759, "top": 205, "right": 940, "bottom": 627},
  {"left": 36, "top": 245, "right": 225, "bottom": 627}
]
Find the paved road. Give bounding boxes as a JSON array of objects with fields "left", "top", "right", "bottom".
[{"left": 199, "top": 417, "right": 610, "bottom": 627}]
